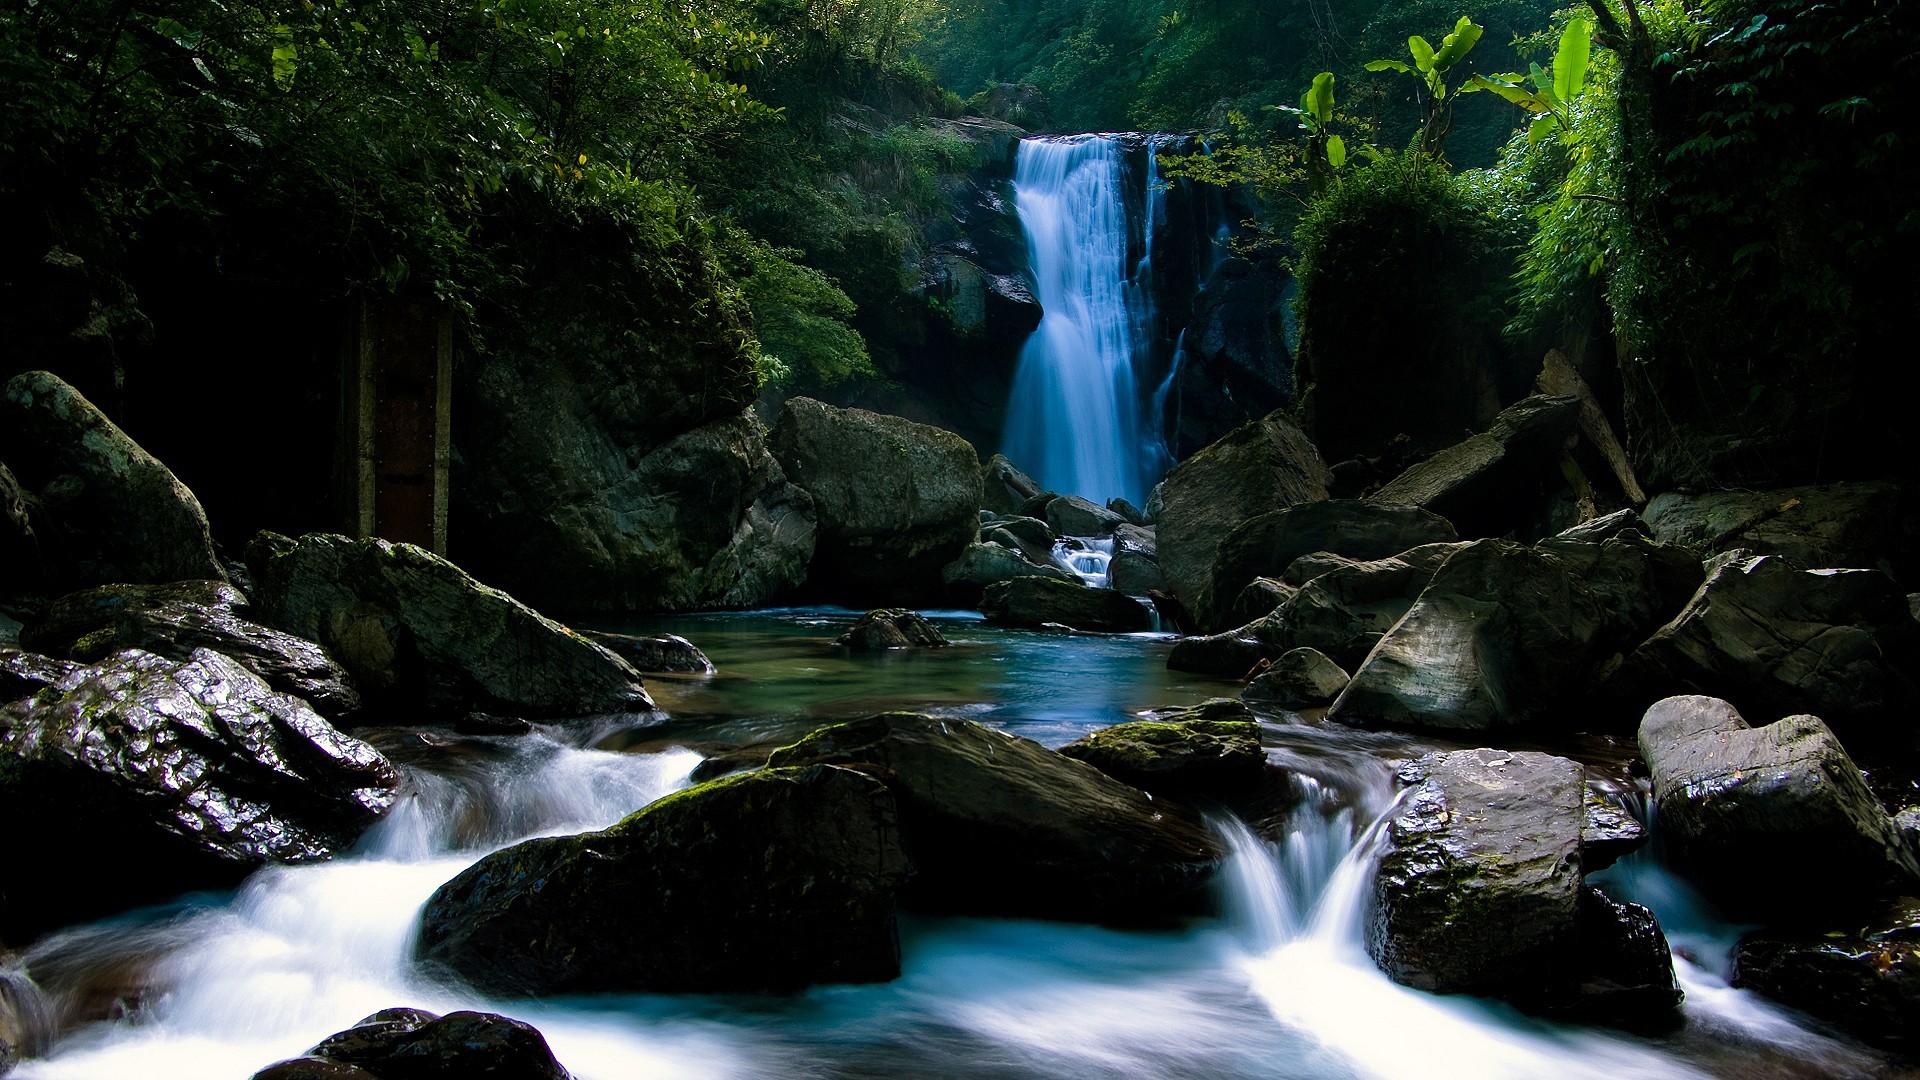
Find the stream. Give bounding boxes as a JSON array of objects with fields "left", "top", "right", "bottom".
[{"left": 10, "top": 609, "right": 1906, "bottom": 1079}]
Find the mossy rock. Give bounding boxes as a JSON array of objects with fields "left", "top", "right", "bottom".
[{"left": 1056, "top": 699, "right": 1264, "bottom": 798}]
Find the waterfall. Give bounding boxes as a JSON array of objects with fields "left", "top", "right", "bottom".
[{"left": 1000, "top": 136, "right": 1151, "bottom": 508}]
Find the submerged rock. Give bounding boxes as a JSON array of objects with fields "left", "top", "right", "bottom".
[
  {"left": 20, "top": 580, "right": 361, "bottom": 720},
  {"left": 1606, "top": 553, "right": 1920, "bottom": 737},
  {"left": 1202, "top": 501, "right": 1456, "bottom": 631},
  {"left": 1154, "top": 410, "right": 1332, "bottom": 630},
  {"left": 1637, "top": 695, "right": 1919, "bottom": 919},
  {"left": 1056, "top": 699, "right": 1265, "bottom": 799},
  {"left": 1732, "top": 899, "right": 1920, "bottom": 1051},
  {"left": 0, "top": 648, "right": 400, "bottom": 936},
  {"left": 0, "top": 370, "right": 224, "bottom": 590},
  {"left": 578, "top": 630, "right": 713, "bottom": 674},
  {"left": 416, "top": 765, "right": 908, "bottom": 996},
  {"left": 252, "top": 1007, "right": 574, "bottom": 1080},
  {"left": 834, "top": 609, "right": 950, "bottom": 650},
  {"left": 979, "top": 577, "right": 1153, "bottom": 633},
  {"left": 770, "top": 397, "right": 982, "bottom": 605},
  {"left": 245, "top": 532, "right": 652, "bottom": 720},
  {"left": 767, "top": 714, "right": 1221, "bottom": 923}
]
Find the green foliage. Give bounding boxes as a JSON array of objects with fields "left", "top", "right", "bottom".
[
  {"left": 1464, "top": 15, "right": 1592, "bottom": 145},
  {"left": 725, "top": 232, "right": 872, "bottom": 391},
  {"left": 1365, "top": 15, "right": 1486, "bottom": 158}
]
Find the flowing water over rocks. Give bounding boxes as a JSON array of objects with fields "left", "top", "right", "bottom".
[{"left": 6, "top": 610, "right": 1908, "bottom": 1080}]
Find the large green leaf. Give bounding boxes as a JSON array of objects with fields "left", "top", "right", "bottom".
[
  {"left": 1365, "top": 59, "right": 1413, "bottom": 73},
  {"left": 1432, "top": 16, "right": 1482, "bottom": 71},
  {"left": 1409, "top": 35, "right": 1436, "bottom": 72},
  {"left": 1326, "top": 134, "right": 1347, "bottom": 169},
  {"left": 1304, "top": 71, "right": 1336, "bottom": 125},
  {"left": 1553, "top": 18, "right": 1591, "bottom": 102},
  {"left": 271, "top": 33, "right": 297, "bottom": 90},
  {"left": 1468, "top": 74, "right": 1548, "bottom": 112}
]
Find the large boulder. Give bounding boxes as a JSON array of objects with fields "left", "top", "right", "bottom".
[
  {"left": 770, "top": 398, "right": 983, "bottom": 604},
  {"left": 981, "top": 454, "right": 1042, "bottom": 517},
  {"left": 1263, "top": 542, "right": 1464, "bottom": 670},
  {"left": 0, "top": 370, "right": 223, "bottom": 590},
  {"left": 1055, "top": 699, "right": 1265, "bottom": 799},
  {"left": 0, "top": 648, "right": 79, "bottom": 702},
  {"left": 1154, "top": 411, "right": 1331, "bottom": 629},
  {"left": 1201, "top": 501, "right": 1456, "bottom": 630},
  {"left": 416, "top": 765, "right": 909, "bottom": 996},
  {"left": 1330, "top": 531, "right": 1701, "bottom": 733},
  {"left": 1367, "top": 395, "right": 1582, "bottom": 539},
  {"left": 940, "top": 542, "right": 1078, "bottom": 606},
  {"left": 576, "top": 631, "right": 713, "bottom": 674},
  {"left": 979, "top": 577, "right": 1153, "bottom": 633},
  {"left": 1242, "top": 648, "right": 1351, "bottom": 709},
  {"left": 766, "top": 714, "right": 1221, "bottom": 923},
  {"left": 1107, "top": 523, "right": 1164, "bottom": 596},
  {"left": 457, "top": 410, "right": 814, "bottom": 613},
  {"left": 1043, "top": 495, "right": 1126, "bottom": 538},
  {"left": 19, "top": 581, "right": 360, "bottom": 720},
  {"left": 0, "top": 648, "right": 401, "bottom": 936},
  {"left": 1369, "top": 749, "right": 1679, "bottom": 1024},
  {"left": 834, "top": 609, "right": 950, "bottom": 650},
  {"left": 1637, "top": 695, "right": 1919, "bottom": 919},
  {"left": 1732, "top": 900, "right": 1920, "bottom": 1051},
  {"left": 252, "top": 1007, "right": 573, "bottom": 1080},
  {"left": 1606, "top": 553, "right": 1920, "bottom": 737},
  {"left": 1642, "top": 482, "right": 1912, "bottom": 576},
  {"left": 244, "top": 533, "right": 652, "bottom": 720}
]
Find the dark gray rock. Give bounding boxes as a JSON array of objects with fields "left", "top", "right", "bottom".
[
  {"left": 982, "top": 454, "right": 1042, "bottom": 517},
  {"left": 0, "top": 648, "right": 79, "bottom": 703},
  {"left": 0, "top": 968, "right": 52, "bottom": 1075},
  {"left": 417, "top": 765, "right": 909, "bottom": 996},
  {"left": 1055, "top": 699, "right": 1265, "bottom": 799},
  {"left": 1201, "top": 501, "right": 1457, "bottom": 631},
  {"left": 1367, "top": 395, "right": 1582, "bottom": 539},
  {"left": 1732, "top": 899, "right": 1920, "bottom": 1050},
  {"left": 1220, "top": 577, "right": 1294, "bottom": 629},
  {"left": 1643, "top": 482, "right": 1910, "bottom": 574},
  {"left": 1044, "top": 495, "right": 1126, "bottom": 538},
  {"left": 577, "top": 631, "right": 713, "bottom": 674},
  {"left": 1242, "top": 648, "right": 1350, "bottom": 709},
  {"left": 980, "top": 577, "right": 1152, "bottom": 633},
  {"left": 20, "top": 581, "right": 361, "bottom": 720},
  {"left": 253, "top": 1007, "right": 574, "bottom": 1080},
  {"left": 771, "top": 398, "right": 983, "bottom": 604},
  {"left": 1637, "top": 695, "right": 1919, "bottom": 919},
  {"left": 1582, "top": 784, "right": 1648, "bottom": 872},
  {"left": 1607, "top": 554, "right": 1920, "bottom": 737},
  {"left": 0, "top": 462, "right": 47, "bottom": 603},
  {"left": 245, "top": 533, "right": 653, "bottom": 720},
  {"left": 1265, "top": 543, "right": 1464, "bottom": 670},
  {"left": 941, "top": 542, "right": 1078, "bottom": 606},
  {"left": 1155, "top": 411, "right": 1331, "bottom": 629},
  {"left": 767, "top": 714, "right": 1221, "bottom": 924},
  {"left": 0, "top": 371, "right": 224, "bottom": 590},
  {"left": 1108, "top": 524, "right": 1164, "bottom": 596},
  {"left": 1369, "top": 749, "right": 1677, "bottom": 1026},
  {"left": 1165, "top": 631, "right": 1272, "bottom": 677},
  {"left": 1, "top": 648, "right": 401, "bottom": 936},
  {"left": 834, "top": 609, "right": 950, "bottom": 650},
  {"left": 1107, "top": 497, "right": 1147, "bottom": 526},
  {"left": 1331, "top": 531, "right": 1701, "bottom": 733}
]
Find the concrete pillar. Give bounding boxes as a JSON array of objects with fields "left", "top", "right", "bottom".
[{"left": 342, "top": 298, "right": 451, "bottom": 554}]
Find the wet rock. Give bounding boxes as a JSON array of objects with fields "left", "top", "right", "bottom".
[
  {"left": 1266, "top": 542, "right": 1464, "bottom": 670},
  {"left": 1107, "top": 497, "right": 1147, "bottom": 526},
  {"left": 1606, "top": 553, "right": 1920, "bottom": 737},
  {"left": 981, "top": 454, "right": 1042, "bottom": 517},
  {"left": 0, "top": 463, "right": 47, "bottom": 603},
  {"left": 834, "top": 609, "right": 951, "bottom": 650},
  {"left": 1242, "top": 648, "right": 1350, "bottom": 709},
  {"left": 981, "top": 513, "right": 1057, "bottom": 563},
  {"left": 1044, "top": 495, "right": 1125, "bottom": 538},
  {"left": 1202, "top": 501, "right": 1456, "bottom": 631},
  {"left": 253, "top": 1007, "right": 573, "bottom": 1080},
  {"left": 417, "top": 765, "right": 908, "bottom": 996},
  {"left": 1566, "top": 887, "right": 1684, "bottom": 1029},
  {"left": 1331, "top": 531, "right": 1700, "bottom": 733},
  {"left": 1732, "top": 899, "right": 1920, "bottom": 1050},
  {"left": 767, "top": 714, "right": 1221, "bottom": 923},
  {"left": 979, "top": 577, "right": 1152, "bottom": 633},
  {"left": 577, "top": 631, "right": 713, "bottom": 674},
  {"left": 1108, "top": 524, "right": 1164, "bottom": 596},
  {"left": 0, "top": 370, "right": 224, "bottom": 590},
  {"left": 1220, "top": 577, "right": 1293, "bottom": 629},
  {"left": 770, "top": 398, "right": 982, "bottom": 605},
  {"left": 1056, "top": 699, "right": 1265, "bottom": 799},
  {"left": 1370, "top": 749, "right": 1586, "bottom": 998},
  {"left": 1368, "top": 395, "right": 1582, "bottom": 539},
  {"left": 1155, "top": 410, "right": 1331, "bottom": 630},
  {"left": 1643, "top": 482, "right": 1911, "bottom": 574},
  {"left": 1637, "top": 695, "right": 1919, "bottom": 919},
  {"left": 20, "top": 581, "right": 361, "bottom": 720},
  {"left": 941, "top": 542, "right": 1078, "bottom": 606},
  {"left": 0, "top": 648, "right": 401, "bottom": 936},
  {"left": 0, "top": 648, "right": 79, "bottom": 703},
  {"left": 0, "top": 969, "right": 52, "bottom": 1075},
  {"left": 1581, "top": 785, "right": 1647, "bottom": 872},
  {"left": 245, "top": 532, "right": 653, "bottom": 720},
  {"left": 1165, "top": 631, "right": 1271, "bottom": 677}
]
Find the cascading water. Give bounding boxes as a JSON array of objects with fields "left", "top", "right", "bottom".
[{"left": 1000, "top": 136, "right": 1152, "bottom": 508}]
